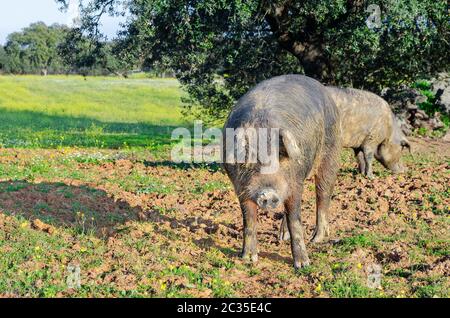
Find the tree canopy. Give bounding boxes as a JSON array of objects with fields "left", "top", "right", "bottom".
[
  {"left": 0, "top": 45, "right": 7, "bottom": 71},
  {"left": 0, "top": 21, "right": 137, "bottom": 76},
  {"left": 58, "top": 29, "right": 135, "bottom": 76},
  {"left": 58, "top": 1, "right": 450, "bottom": 119},
  {"left": 2, "top": 22, "right": 69, "bottom": 75}
]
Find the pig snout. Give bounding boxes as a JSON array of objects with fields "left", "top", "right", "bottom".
[{"left": 255, "top": 188, "right": 281, "bottom": 209}]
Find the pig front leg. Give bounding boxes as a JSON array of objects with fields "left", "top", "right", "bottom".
[
  {"left": 285, "top": 186, "right": 310, "bottom": 269},
  {"left": 354, "top": 148, "right": 366, "bottom": 174},
  {"left": 362, "top": 145, "right": 376, "bottom": 179},
  {"left": 240, "top": 199, "right": 258, "bottom": 263}
]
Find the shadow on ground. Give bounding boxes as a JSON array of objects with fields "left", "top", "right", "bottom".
[
  {"left": 143, "top": 160, "right": 221, "bottom": 171},
  {"left": 0, "top": 179, "right": 289, "bottom": 264},
  {"left": 0, "top": 180, "right": 141, "bottom": 236},
  {"left": 0, "top": 108, "right": 183, "bottom": 148},
  {"left": 0, "top": 179, "right": 236, "bottom": 239}
]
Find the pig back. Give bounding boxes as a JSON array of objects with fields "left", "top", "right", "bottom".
[
  {"left": 224, "top": 75, "right": 340, "bottom": 172},
  {"left": 326, "top": 87, "right": 393, "bottom": 148}
]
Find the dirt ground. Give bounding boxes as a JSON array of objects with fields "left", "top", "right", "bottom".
[{"left": 0, "top": 137, "right": 448, "bottom": 298}]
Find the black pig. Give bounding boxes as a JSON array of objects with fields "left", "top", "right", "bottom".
[
  {"left": 326, "top": 86, "right": 411, "bottom": 178},
  {"left": 223, "top": 75, "right": 341, "bottom": 269}
]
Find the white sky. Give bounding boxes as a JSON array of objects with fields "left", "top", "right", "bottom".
[{"left": 0, "top": 0, "right": 124, "bottom": 44}]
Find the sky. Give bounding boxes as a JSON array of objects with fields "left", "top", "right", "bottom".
[{"left": 0, "top": 0, "right": 124, "bottom": 44}]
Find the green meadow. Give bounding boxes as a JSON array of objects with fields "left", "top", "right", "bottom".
[
  {"left": 0, "top": 75, "right": 448, "bottom": 298},
  {"left": 0, "top": 75, "right": 186, "bottom": 149}
]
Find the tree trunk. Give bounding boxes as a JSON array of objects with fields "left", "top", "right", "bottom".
[
  {"left": 264, "top": 2, "right": 335, "bottom": 84},
  {"left": 296, "top": 41, "right": 334, "bottom": 84}
]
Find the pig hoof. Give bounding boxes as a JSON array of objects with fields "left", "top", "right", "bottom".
[
  {"left": 251, "top": 254, "right": 258, "bottom": 263},
  {"left": 240, "top": 252, "right": 250, "bottom": 260},
  {"left": 294, "top": 259, "right": 311, "bottom": 270},
  {"left": 311, "top": 235, "right": 326, "bottom": 243},
  {"left": 311, "top": 228, "right": 329, "bottom": 243},
  {"left": 241, "top": 252, "right": 258, "bottom": 263},
  {"left": 278, "top": 230, "right": 291, "bottom": 242}
]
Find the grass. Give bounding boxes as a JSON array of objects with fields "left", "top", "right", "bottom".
[
  {"left": 337, "top": 233, "right": 378, "bottom": 252},
  {"left": 0, "top": 75, "right": 448, "bottom": 298},
  {"left": 0, "top": 75, "right": 186, "bottom": 150}
]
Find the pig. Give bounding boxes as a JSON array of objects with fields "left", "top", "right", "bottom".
[
  {"left": 326, "top": 86, "right": 411, "bottom": 178},
  {"left": 222, "top": 75, "right": 342, "bottom": 269},
  {"left": 279, "top": 86, "right": 412, "bottom": 243}
]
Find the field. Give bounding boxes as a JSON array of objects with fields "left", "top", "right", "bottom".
[
  {"left": 0, "top": 75, "right": 185, "bottom": 149},
  {"left": 0, "top": 75, "right": 448, "bottom": 298}
]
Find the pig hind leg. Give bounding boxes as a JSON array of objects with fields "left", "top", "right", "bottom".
[
  {"left": 278, "top": 214, "right": 290, "bottom": 241},
  {"left": 362, "top": 144, "right": 377, "bottom": 179},
  {"left": 281, "top": 148, "right": 340, "bottom": 244},
  {"left": 354, "top": 148, "right": 366, "bottom": 174},
  {"left": 311, "top": 150, "right": 339, "bottom": 243}
]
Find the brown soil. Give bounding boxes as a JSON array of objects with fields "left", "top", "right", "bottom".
[{"left": 0, "top": 138, "right": 448, "bottom": 297}]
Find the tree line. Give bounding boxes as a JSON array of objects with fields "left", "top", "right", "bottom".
[{"left": 0, "top": 22, "right": 140, "bottom": 76}]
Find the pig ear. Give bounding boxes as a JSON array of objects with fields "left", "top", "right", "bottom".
[
  {"left": 280, "top": 129, "right": 302, "bottom": 159},
  {"left": 401, "top": 138, "right": 412, "bottom": 154}
]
